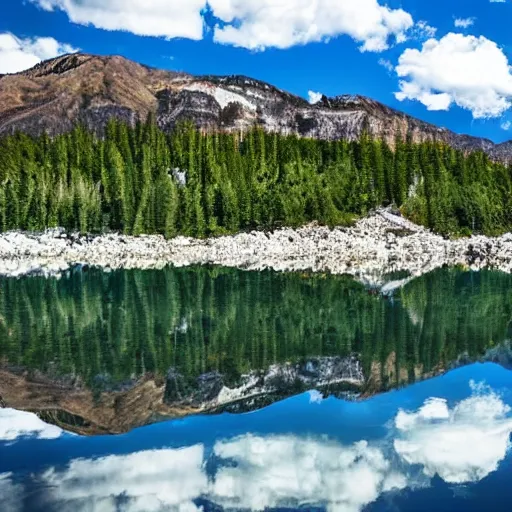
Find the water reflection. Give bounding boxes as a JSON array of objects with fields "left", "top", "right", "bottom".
[
  {"left": 42, "top": 446, "right": 207, "bottom": 512},
  {"left": 1, "top": 267, "right": 512, "bottom": 432},
  {"left": 0, "top": 408, "right": 63, "bottom": 442},
  {"left": 2, "top": 266, "right": 512, "bottom": 389},
  {"left": 1, "top": 364, "right": 512, "bottom": 512},
  {"left": 210, "top": 436, "right": 405, "bottom": 512},
  {"left": 393, "top": 384, "right": 512, "bottom": 484}
]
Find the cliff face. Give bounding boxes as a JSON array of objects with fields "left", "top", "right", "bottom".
[{"left": 1, "top": 52, "right": 511, "bottom": 160}]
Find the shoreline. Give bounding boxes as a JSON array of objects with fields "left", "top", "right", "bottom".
[{"left": 1, "top": 210, "right": 512, "bottom": 286}]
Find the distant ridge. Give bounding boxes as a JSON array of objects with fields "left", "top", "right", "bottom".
[{"left": 1, "top": 52, "right": 511, "bottom": 161}]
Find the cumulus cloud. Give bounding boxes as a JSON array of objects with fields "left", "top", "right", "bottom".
[
  {"left": 308, "top": 91, "right": 323, "bottom": 105},
  {"left": 32, "top": 0, "right": 207, "bottom": 40},
  {"left": 41, "top": 446, "right": 207, "bottom": 511},
  {"left": 211, "top": 383, "right": 512, "bottom": 512},
  {"left": 394, "top": 384, "right": 512, "bottom": 484},
  {"left": 208, "top": 0, "right": 414, "bottom": 51},
  {"left": 0, "top": 408, "right": 63, "bottom": 441},
  {"left": 454, "top": 17, "right": 475, "bottom": 29},
  {"left": 32, "top": 0, "right": 414, "bottom": 52},
  {"left": 0, "top": 32, "right": 78, "bottom": 74},
  {"left": 395, "top": 33, "right": 512, "bottom": 118},
  {"left": 211, "top": 435, "right": 406, "bottom": 511},
  {"left": 501, "top": 120, "right": 511, "bottom": 131}
]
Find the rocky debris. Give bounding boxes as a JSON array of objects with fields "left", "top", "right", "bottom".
[
  {"left": 210, "top": 357, "right": 364, "bottom": 414},
  {"left": 1, "top": 210, "right": 512, "bottom": 287}
]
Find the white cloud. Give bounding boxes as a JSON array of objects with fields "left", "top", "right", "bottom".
[
  {"left": 454, "top": 17, "right": 475, "bottom": 29},
  {"left": 32, "top": 0, "right": 207, "bottom": 40},
  {"left": 41, "top": 445, "right": 207, "bottom": 511},
  {"left": 0, "top": 408, "right": 63, "bottom": 441},
  {"left": 208, "top": 0, "right": 414, "bottom": 51},
  {"left": 395, "top": 33, "right": 512, "bottom": 118},
  {"left": 411, "top": 20, "right": 437, "bottom": 39},
  {"left": 379, "top": 58, "right": 394, "bottom": 72},
  {"left": 394, "top": 384, "right": 512, "bottom": 484},
  {"left": 211, "top": 435, "right": 406, "bottom": 512},
  {"left": 210, "top": 381, "right": 512, "bottom": 512},
  {"left": 0, "top": 32, "right": 78, "bottom": 74},
  {"left": 501, "top": 120, "right": 511, "bottom": 130},
  {"left": 28, "top": 433, "right": 406, "bottom": 512},
  {"left": 308, "top": 91, "right": 323, "bottom": 105},
  {"left": 32, "top": 0, "right": 414, "bottom": 52}
]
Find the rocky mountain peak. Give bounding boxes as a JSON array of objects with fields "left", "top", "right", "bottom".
[
  {"left": 21, "top": 53, "right": 95, "bottom": 78},
  {"left": 1, "top": 53, "right": 512, "bottom": 161}
]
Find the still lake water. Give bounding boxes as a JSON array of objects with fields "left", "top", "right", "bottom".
[{"left": 1, "top": 266, "right": 512, "bottom": 511}]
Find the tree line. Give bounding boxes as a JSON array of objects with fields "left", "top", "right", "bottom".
[{"left": 1, "top": 114, "right": 511, "bottom": 237}]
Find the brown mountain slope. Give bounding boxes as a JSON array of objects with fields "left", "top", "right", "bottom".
[
  {"left": 1, "top": 52, "right": 511, "bottom": 160},
  {"left": 0, "top": 53, "right": 187, "bottom": 136}
]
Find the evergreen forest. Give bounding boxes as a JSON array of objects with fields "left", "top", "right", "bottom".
[
  {"left": 1, "top": 115, "right": 511, "bottom": 237},
  {"left": 1, "top": 266, "right": 510, "bottom": 393}
]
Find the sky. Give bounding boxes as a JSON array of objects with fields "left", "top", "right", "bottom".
[{"left": 1, "top": 1, "right": 512, "bottom": 143}]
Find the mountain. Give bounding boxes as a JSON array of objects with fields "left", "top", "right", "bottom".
[{"left": 1, "top": 52, "right": 511, "bottom": 161}]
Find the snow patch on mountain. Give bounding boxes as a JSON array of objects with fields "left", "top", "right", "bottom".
[{"left": 183, "top": 82, "right": 257, "bottom": 110}]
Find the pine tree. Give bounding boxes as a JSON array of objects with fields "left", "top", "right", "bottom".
[
  {"left": 371, "top": 140, "right": 386, "bottom": 206},
  {"left": 104, "top": 142, "right": 127, "bottom": 231},
  {"left": 393, "top": 135, "right": 408, "bottom": 206},
  {"left": 133, "top": 144, "right": 152, "bottom": 236},
  {"left": 382, "top": 141, "right": 394, "bottom": 205}
]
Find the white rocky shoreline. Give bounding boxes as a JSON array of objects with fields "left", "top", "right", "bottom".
[{"left": 1, "top": 209, "right": 512, "bottom": 288}]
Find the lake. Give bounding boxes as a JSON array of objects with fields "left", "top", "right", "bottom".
[{"left": 1, "top": 266, "right": 512, "bottom": 511}]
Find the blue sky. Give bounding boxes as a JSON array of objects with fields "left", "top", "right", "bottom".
[{"left": 1, "top": 0, "right": 512, "bottom": 142}]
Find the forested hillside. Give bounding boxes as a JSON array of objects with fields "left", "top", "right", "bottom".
[{"left": 0, "top": 115, "right": 511, "bottom": 237}]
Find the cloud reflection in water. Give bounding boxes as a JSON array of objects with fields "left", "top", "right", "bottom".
[{"left": 1, "top": 381, "right": 512, "bottom": 511}]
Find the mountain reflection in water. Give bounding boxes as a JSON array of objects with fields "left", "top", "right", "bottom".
[
  {"left": 1, "top": 363, "right": 512, "bottom": 512},
  {"left": 1, "top": 266, "right": 512, "bottom": 434}
]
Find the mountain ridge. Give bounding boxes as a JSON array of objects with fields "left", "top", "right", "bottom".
[{"left": 1, "top": 52, "right": 511, "bottom": 161}]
